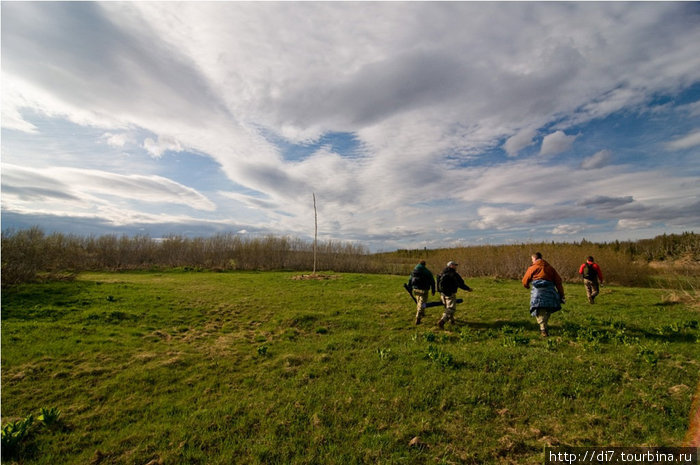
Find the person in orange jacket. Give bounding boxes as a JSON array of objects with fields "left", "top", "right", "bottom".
[
  {"left": 522, "top": 252, "right": 565, "bottom": 337},
  {"left": 579, "top": 256, "right": 604, "bottom": 304}
]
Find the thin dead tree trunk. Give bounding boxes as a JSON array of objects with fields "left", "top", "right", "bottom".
[{"left": 313, "top": 192, "right": 318, "bottom": 275}]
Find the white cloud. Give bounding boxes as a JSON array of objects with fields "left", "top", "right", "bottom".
[
  {"left": 540, "top": 131, "right": 578, "bottom": 156},
  {"left": 103, "top": 132, "right": 129, "bottom": 148},
  {"left": 680, "top": 100, "right": 700, "bottom": 117},
  {"left": 552, "top": 224, "right": 584, "bottom": 235},
  {"left": 667, "top": 130, "right": 700, "bottom": 151},
  {"left": 616, "top": 219, "right": 653, "bottom": 230},
  {"left": 2, "top": 2, "right": 700, "bottom": 246},
  {"left": 504, "top": 128, "right": 537, "bottom": 156},
  {"left": 2, "top": 164, "right": 216, "bottom": 212},
  {"left": 580, "top": 149, "right": 613, "bottom": 169},
  {"left": 143, "top": 135, "right": 184, "bottom": 158}
]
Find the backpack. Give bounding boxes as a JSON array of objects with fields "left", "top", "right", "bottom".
[
  {"left": 410, "top": 269, "right": 427, "bottom": 289},
  {"left": 583, "top": 263, "right": 596, "bottom": 280}
]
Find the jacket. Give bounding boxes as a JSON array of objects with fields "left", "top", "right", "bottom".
[
  {"left": 438, "top": 267, "right": 471, "bottom": 295},
  {"left": 579, "top": 261, "right": 603, "bottom": 283},
  {"left": 408, "top": 263, "right": 435, "bottom": 293},
  {"left": 529, "top": 279, "right": 562, "bottom": 315},
  {"left": 522, "top": 259, "right": 565, "bottom": 299}
]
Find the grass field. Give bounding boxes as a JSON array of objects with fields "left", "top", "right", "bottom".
[{"left": 2, "top": 271, "right": 699, "bottom": 464}]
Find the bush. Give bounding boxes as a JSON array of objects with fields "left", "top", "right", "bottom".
[{"left": 2, "top": 228, "right": 696, "bottom": 286}]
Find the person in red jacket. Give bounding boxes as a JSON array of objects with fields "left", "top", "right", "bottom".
[{"left": 578, "top": 256, "right": 604, "bottom": 304}]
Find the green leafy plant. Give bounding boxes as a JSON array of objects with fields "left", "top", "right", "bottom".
[
  {"left": 425, "top": 345, "right": 455, "bottom": 369},
  {"left": 376, "top": 347, "right": 392, "bottom": 360},
  {"left": 636, "top": 344, "right": 659, "bottom": 365},
  {"left": 37, "top": 407, "right": 61, "bottom": 426},
  {"left": 1, "top": 414, "right": 34, "bottom": 458},
  {"left": 502, "top": 334, "right": 531, "bottom": 347},
  {"left": 500, "top": 325, "right": 530, "bottom": 347}
]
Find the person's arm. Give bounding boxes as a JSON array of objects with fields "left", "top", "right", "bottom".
[
  {"left": 458, "top": 276, "right": 472, "bottom": 292},
  {"left": 595, "top": 264, "right": 604, "bottom": 283},
  {"left": 522, "top": 267, "right": 533, "bottom": 289},
  {"left": 579, "top": 263, "right": 585, "bottom": 275}
]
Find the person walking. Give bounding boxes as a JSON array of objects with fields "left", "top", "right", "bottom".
[
  {"left": 408, "top": 260, "right": 436, "bottom": 325},
  {"left": 522, "top": 252, "right": 565, "bottom": 337},
  {"left": 579, "top": 256, "right": 604, "bottom": 304},
  {"left": 437, "top": 261, "right": 472, "bottom": 329}
]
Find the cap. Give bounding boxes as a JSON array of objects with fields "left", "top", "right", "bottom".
[{"left": 447, "top": 261, "right": 458, "bottom": 267}]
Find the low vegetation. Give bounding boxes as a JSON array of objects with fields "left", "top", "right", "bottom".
[
  {"left": 2, "top": 271, "right": 698, "bottom": 464},
  {"left": 2, "top": 228, "right": 698, "bottom": 287}
]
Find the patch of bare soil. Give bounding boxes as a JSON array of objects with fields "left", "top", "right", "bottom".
[{"left": 291, "top": 274, "right": 341, "bottom": 280}]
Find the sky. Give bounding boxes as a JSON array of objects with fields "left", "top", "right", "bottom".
[{"left": 2, "top": 2, "right": 699, "bottom": 252}]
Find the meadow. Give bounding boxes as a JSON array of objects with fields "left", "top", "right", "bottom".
[{"left": 2, "top": 271, "right": 699, "bottom": 464}]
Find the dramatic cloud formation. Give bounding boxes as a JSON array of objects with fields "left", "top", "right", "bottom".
[{"left": 2, "top": 2, "right": 699, "bottom": 249}]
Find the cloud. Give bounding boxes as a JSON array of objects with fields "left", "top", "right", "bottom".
[
  {"left": 1, "top": 81, "right": 39, "bottom": 133},
  {"left": 540, "top": 131, "right": 578, "bottom": 156},
  {"left": 580, "top": 149, "right": 613, "bottom": 169},
  {"left": 667, "top": 130, "right": 700, "bottom": 150},
  {"left": 577, "top": 195, "right": 634, "bottom": 209},
  {"left": 2, "top": 164, "right": 216, "bottom": 212},
  {"left": 504, "top": 128, "right": 537, "bottom": 156},
  {"left": 552, "top": 224, "right": 584, "bottom": 235},
  {"left": 103, "top": 132, "right": 129, "bottom": 148},
  {"left": 143, "top": 135, "right": 184, "bottom": 158},
  {"left": 616, "top": 219, "right": 653, "bottom": 230},
  {"left": 219, "top": 191, "right": 278, "bottom": 210},
  {"left": 2, "top": 2, "right": 700, "bottom": 247}
]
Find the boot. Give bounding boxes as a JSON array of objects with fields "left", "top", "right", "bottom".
[{"left": 437, "top": 318, "right": 445, "bottom": 329}]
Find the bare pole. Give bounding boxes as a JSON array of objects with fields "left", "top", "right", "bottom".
[{"left": 313, "top": 192, "right": 318, "bottom": 275}]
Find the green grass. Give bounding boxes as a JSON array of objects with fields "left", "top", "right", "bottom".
[{"left": 2, "top": 271, "right": 698, "bottom": 464}]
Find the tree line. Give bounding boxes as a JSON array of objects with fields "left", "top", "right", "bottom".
[{"left": 1, "top": 227, "right": 697, "bottom": 287}]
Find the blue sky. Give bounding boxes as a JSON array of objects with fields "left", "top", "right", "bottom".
[{"left": 2, "top": 2, "right": 699, "bottom": 251}]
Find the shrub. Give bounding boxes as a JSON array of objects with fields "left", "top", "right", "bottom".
[{"left": 1, "top": 414, "right": 34, "bottom": 458}]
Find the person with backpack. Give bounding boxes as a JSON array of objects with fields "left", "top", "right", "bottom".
[
  {"left": 579, "top": 256, "right": 604, "bottom": 304},
  {"left": 522, "top": 252, "right": 565, "bottom": 337},
  {"left": 407, "top": 260, "right": 436, "bottom": 325},
  {"left": 436, "top": 261, "right": 472, "bottom": 329}
]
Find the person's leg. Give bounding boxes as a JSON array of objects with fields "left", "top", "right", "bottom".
[
  {"left": 584, "top": 279, "right": 595, "bottom": 304},
  {"left": 536, "top": 309, "right": 550, "bottom": 336},
  {"left": 590, "top": 281, "right": 600, "bottom": 303},
  {"left": 414, "top": 289, "right": 428, "bottom": 324},
  {"left": 438, "top": 294, "right": 456, "bottom": 328}
]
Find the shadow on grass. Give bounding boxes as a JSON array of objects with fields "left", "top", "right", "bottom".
[{"left": 437, "top": 318, "right": 697, "bottom": 344}]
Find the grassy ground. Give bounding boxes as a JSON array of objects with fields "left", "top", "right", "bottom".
[{"left": 2, "top": 271, "right": 698, "bottom": 464}]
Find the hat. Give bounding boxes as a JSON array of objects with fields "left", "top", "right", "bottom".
[{"left": 447, "top": 261, "right": 458, "bottom": 267}]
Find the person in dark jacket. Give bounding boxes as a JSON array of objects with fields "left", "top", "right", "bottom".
[
  {"left": 407, "top": 260, "right": 436, "bottom": 325},
  {"left": 437, "top": 261, "right": 472, "bottom": 329},
  {"left": 578, "top": 256, "right": 604, "bottom": 304}
]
